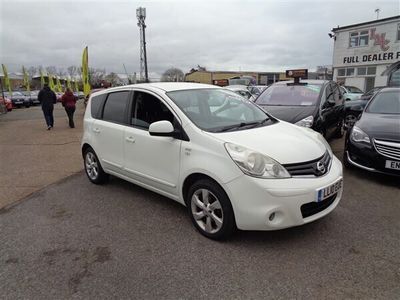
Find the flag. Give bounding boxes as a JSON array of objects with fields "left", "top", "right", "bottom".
[
  {"left": 56, "top": 76, "right": 62, "bottom": 92},
  {"left": 1, "top": 64, "right": 12, "bottom": 96},
  {"left": 67, "top": 77, "right": 72, "bottom": 90},
  {"left": 22, "top": 66, "right": 30, "bottom": 92},
  {"left": 48, "top": 73, "right": 55, "bottom": 91},
  {"left": 74, "top": 80, "right": 79, "bottom": 92},
  {"left": 40, "top": 68, "right": 45, "bottom": 88},
  {"left": 82, "top": 46, "right": 91, "bottom": 97}
]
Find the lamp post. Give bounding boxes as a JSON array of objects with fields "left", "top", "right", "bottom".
[{"left": 137, "top": 7, "right": 148, "bottom": 82}]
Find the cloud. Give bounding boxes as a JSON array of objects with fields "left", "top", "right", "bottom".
[{"left": 1, "top": 0, "right": 399, "bottom": 79}]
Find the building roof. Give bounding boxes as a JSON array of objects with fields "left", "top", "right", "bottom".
[{"left": 332, "top": 15, "right": 400, "bottom": 32}]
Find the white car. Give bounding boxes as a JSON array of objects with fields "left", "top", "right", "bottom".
[
  {"left": 82, "top": 83, "right": 343, "bottom": 240},
  {"left": 224, "top": 85, "right": 257, "bottom": 101}
]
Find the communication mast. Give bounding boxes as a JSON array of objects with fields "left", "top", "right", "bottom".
[{"left": 136, "top": 7, "right": 148, "bottom": 82}]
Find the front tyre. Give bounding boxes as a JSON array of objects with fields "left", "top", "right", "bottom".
[
  {"left": 84, "top": 148, "right": 109, "bottom": 184},
  {"left": 187, "top": 179, "right": 236, "bottom": 240}
]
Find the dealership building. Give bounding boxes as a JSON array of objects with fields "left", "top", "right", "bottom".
[{"left": 332, "top": 15, "right": 400, "bottom": 92}]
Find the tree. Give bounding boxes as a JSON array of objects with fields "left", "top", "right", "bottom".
[
  {"left": 67, "top": 66, "right": 78, "bottom": 78},
  {"left": 88, "top": 68, "right": 106, "bottom": 87},
  {"left": 45, "top": 66, "right": 57, "bottom": 75},
  {"left": 56, "top": 68, "right": 66, "bottom": 77},
  {"left": 27, "top": 66, "right": 37, "bottom": 79},
  {"left": 161, "top": 68, "right": 184, "bottom": 82},
  {"left": 105, "top": 72, "right": 122, "bottom": 86}
]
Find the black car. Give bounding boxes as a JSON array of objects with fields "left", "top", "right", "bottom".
[
  {"left": 255, "top": 80, "right": 345, "bottom": 139},
  {"left": 344, "top": 87, "right": 400, "bottom": 176},
  {"left": 344, "top": 86, "right": 385, "bottom": 128},
  {"left": 4, "top": 91, "right": 30, "bottom": 108}
]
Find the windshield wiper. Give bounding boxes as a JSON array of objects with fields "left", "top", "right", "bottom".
[{"left": 217, "top": 121, "right": 261, "bottom": 132}]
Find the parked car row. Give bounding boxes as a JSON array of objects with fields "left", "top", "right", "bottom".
[{"left": 0, "top": 90, "right": 85, "bottom": 110}]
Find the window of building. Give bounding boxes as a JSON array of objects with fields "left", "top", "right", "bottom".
[
  {"left": 337, "top": 68, "right": 346, "bottom": 77},
  {"left": 102, "top": 91, "right": 130, "bottom": 124},
  {"left": 357, "top": 67, "right": 367, "bottom": 76},
  {"left": 349, "top": 30, "right": 369, "bottom": 47},
  {"left": 346, "top": 68, "right": 355, "bottom": 76},
  {"left": 367, "top": 66, "right": 376, "bottom": 75},
  {"left": 397, "top": 23, "right": 400, "bottom": 41}
]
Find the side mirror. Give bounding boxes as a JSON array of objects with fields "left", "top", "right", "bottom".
[{"left": 149, "top": 120, "right": 174, "bottom": 137}]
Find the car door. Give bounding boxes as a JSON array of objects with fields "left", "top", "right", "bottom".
[
  {"left": 91, "top": 90, "right": 131, "bottom": 173},
  {"left": 123, "top": 90, "right": 182, "bottom": 199},
  {"left": 319, "top": 83, "right": 336, "bottom": 137}
]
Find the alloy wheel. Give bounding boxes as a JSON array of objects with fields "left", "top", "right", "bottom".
[
  {"left": 191, "top": 188, "right": 224, "bottom": 234},
  {"left": 345, "top": 114, "right": 357, "bottom": 128},
  {"left": 85, "top": 152, "right": 99, "bottom": 180}
]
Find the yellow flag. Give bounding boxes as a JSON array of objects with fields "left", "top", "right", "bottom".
[
  {"left": 40, "top": 68, "right": 45, "bottom": 88},
  {"left": 82, "top": 46, "right": 91, "bottom": 97},
  {"left": 67, "top": 78, "right": 72, "bottom": 90},
  {"left": 22, "top": 66, "right": 30, "bottom": 92},
  {"left": 1, "top": 64, "right": 12, "bottom": 96},
  {"left": 56, "top": 76, "right": 62, "bottom": 92},
  {"left": 48, "top": 73, "right": 55, "bottom": 91},
  {"left": 74, "top": 80, "right": 79, "bottom": 92}
]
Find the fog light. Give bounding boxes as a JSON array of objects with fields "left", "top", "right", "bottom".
[{"left": 269, "top": 212, "right": 275, "bottom": 221}]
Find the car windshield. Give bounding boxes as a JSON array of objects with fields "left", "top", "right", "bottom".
[
  {"left": 345, "top": 86, "right": 363, "bottom": 93},
  {"left": 13, "top": 92, "right": 23, "bottom": 96},
  {"left": 366, "top": 91, "right": 400, "bottom": 114},
  {"left": 255, "top": 84, "right": 322, "bottom": 106},
  {"left": 167, "top": 88, "right": 273, "bottom": 132}
]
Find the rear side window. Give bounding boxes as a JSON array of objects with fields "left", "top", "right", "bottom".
[
  {"left": 102, "top": 91, "right": 130, "bottom": 124},
  {"left": 91, "top": 94, "right": 107, "bottom": 119}
]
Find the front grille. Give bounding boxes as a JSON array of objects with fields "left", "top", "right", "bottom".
[
  {"left": 283, "top": 151, "right": 331, "bottom": 177},
  {"left": 301, "top": 194, "right": 337, "bottom": 218},
  {"left": 374, "top": 139, "right": 400, "bottom": 160}
]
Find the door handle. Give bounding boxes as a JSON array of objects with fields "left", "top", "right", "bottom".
[
  {"left": 93, "top": 128, "right": 100, "bottom": 133},
  {"left": 126, "top": 136, "right": 135, "bottom": 143}
]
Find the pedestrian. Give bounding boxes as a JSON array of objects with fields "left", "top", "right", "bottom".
[
  {"left": 38, "top": 83, "right": 57, "bottom": 130},
  {"left": 61, "top": 88, "right": 77, "bottom": 128}
]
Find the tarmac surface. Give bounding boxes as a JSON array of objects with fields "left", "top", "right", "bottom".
[
  {"left": 0, "top": 106, "right": 399, "bottom": 299},
  {"left": 0, "top": 103, "right": 84, "bottom": 208}
]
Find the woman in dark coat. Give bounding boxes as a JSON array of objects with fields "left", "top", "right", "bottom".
[{"left": 61, "top": 88, "right": 77, "bottom": 128}]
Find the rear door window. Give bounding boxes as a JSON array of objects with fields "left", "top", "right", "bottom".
[
  {"left": 102, "top": 91, "right": 130, "bottom": 124},
  {"left": 91, "top": 94, "right": 107, "bottom": 119}
]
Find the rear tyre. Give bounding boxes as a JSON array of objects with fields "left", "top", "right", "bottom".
[
  {"left": 345, "top": 114, "right": 357, "bottom": 128},
  {"left": 187, "top": 179, "right": 236, "bottom": 240},
  {"left": 84, "top": 147, "right": 109, "bottom": 184}
]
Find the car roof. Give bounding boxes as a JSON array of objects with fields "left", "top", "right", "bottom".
[
  {"left": 272, "top": 79, "right": 329, "bottom": 86},
  {"left": 93, "top": 82, "right": 220, "bottom": 96},
  {"left": 378, "top": 87, "right": 400, "bottom": 93}
]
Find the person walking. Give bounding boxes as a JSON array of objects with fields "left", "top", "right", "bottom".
[
  {"left": 61, "top": 88, "right": 77, "bottom": 128},
  {"left": 38, "top": 83, "right": 57, "bottom": 130}
]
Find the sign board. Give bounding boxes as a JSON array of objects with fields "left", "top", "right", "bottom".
[
  {"left": 213, "top": 79, "right": 229, "bottom": 86},
  {"left": 286, "top": 69, "right": 308, "bottom": 79}
]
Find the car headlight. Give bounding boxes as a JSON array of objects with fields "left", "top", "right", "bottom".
[
  {"left": 350, "top": 126, "right": 370, "bottom": 144},
  {"left": 295, "top": 116, "right": 313, "bottom": 128},
  {"left": 225, "top": 143, "right": 290, "bottom": 179}
]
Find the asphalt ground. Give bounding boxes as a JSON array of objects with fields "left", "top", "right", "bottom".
[
  {"left": 0, "top": 108, "right": 399, "bottom": 299},
  {"left": 0, "top": 103, "right": 84, "bottom": 208}
]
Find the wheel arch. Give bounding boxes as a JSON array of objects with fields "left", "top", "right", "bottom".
[{"left": 81, "top": 143, "right": 92, "bottom": 158}]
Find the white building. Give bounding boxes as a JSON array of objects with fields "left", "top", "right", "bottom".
[{"left": 332, "top": 15, "right": 400, "bottom": 92}]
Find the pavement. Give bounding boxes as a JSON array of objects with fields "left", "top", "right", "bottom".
[{"left": 0, "top": 103, "right": 84, "bottom": 208}]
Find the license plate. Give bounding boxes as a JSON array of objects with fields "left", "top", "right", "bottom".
[
  {"left": 385, "top": 160, "right": 400, "bottom": 170},
  {"left": 316, "top": 179, "right": 342, "bottom": 202}
]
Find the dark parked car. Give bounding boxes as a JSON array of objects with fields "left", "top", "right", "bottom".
[
  {"left": 4, "top": 91, "right": 30, "bottom": 108},
  {"left": 344, "top": 86, "right": 385, "bottom": 128},
  {"left": 255, "top": 79, "right": 345, "bottom": 139},
  {"left": 22, "top": 90, "right": 40, "bottom": 105},
  {"left": 344, "top": 87, "right": 400, "bottom": 176}
]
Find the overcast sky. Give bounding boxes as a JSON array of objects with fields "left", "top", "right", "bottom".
[{"left": 1, "top": 0, "right": 399, "bottom": 79}]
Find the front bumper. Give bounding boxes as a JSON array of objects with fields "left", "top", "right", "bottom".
[
  {"left": 225, "top": 155, "right": 343, "bottom": 231},
  {"left": 345, "top": 139, "right": 400, "bottom": 176}
]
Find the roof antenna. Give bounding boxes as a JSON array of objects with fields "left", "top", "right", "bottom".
[{"left": 375, "top": 8, "right": 380, "bottom": 20}]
